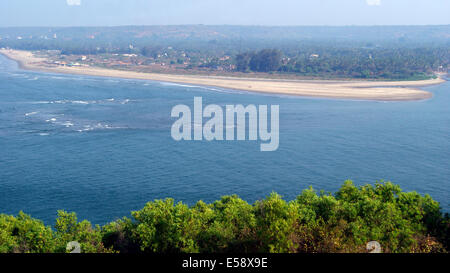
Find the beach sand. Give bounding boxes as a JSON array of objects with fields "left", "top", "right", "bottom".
[{"left": 1, "top": 49, "right": 445, "bottom": 101}]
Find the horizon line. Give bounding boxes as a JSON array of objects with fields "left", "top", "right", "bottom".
[{"left": 0, "top": 23, "right": 449, "bottom": 28}]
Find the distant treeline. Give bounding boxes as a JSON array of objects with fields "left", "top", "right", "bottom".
[
  {"left": 236, "top": 49, "right": 283, "bottom": 72},
  {"left": 236, "top": 47, "right": 448, "bottom": 80},
  {"left": 0, "top": 181, "right": 448, "bottom": 253},
  {"left": 0, "top": 25, "right": 449, "bottom": 80}
]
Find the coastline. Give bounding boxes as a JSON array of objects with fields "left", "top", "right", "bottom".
[{"left": 1, "top": 49, "right": 445, "bottom": 101}]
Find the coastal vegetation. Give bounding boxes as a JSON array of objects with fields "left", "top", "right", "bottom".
[
  {"left": 0, "top": 25, "right": 448, "bottom": 80},
  {"left": 0, "top": 181, "right": 448, "bottom": 253},
  {"left": 237, "top": 47, "right": 446, "bottom": 80}
]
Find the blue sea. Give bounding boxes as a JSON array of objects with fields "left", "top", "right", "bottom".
[{"left": 0, "top": 54, "right": 449, "bottom": 225}]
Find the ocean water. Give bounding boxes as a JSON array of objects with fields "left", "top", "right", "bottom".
[{"left": 0, "top": 55, "right": 449, "bottom": 225}]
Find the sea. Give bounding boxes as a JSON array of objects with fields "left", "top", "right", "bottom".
[{"left": 0, "top": 54, "right": 448, "bottom": 225}]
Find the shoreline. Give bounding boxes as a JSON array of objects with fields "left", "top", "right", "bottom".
[{"left": 1, "top": 49, "right": 446, "bottom": 101}]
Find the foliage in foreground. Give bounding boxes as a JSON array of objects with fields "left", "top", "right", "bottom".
[{"left": 0, "top": 181, "right": 448, "bottom": 253}]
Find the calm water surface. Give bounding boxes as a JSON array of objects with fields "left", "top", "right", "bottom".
[{"left": 0, "top": 55, "right": 448, "bottom": 224}]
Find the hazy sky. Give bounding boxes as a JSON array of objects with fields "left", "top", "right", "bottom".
[{"left": 0, "top": 0, "right": 449, "bottom": 27}]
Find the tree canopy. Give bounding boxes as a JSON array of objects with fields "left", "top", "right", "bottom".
[{"left": 0, "top": 181, "right": 448, "bottom": 253}]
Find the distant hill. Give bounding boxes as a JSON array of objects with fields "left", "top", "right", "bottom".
[{"left": 0, "top": 25, "right": 449, "bottom": 46}]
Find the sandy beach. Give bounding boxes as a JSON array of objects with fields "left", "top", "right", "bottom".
[{"left": 1, "top": 49, "right": 445, "bottom": 101}]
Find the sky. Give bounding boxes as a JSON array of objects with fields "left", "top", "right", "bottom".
[{"left": 0, "top": 0, "right": 449, "bottom": 27}]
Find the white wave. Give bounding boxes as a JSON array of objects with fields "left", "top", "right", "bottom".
[
  {"left": 76, "top": 122, "right": 127, "bottom": 132},
  {"left": 77, "top": 125, "right": 93, "bottom": 132},
  {"left": 71, "top": 100, "right": 90, "bottom": 105},
  {"left": 61, "top": 121, "right": 74, "bottom": 127},
  {"left": 160, "top": 81, "right": 248, "bottom": 95},
  {"left": 29, "top": 97, "right": 141, "bottom": 105},
  {"left": 38, "top": 133, "right": 50, "bottom": 136},
  {"left": 160, "top": 82, "right": 199, "bottom": 88},
  {"left": 31, "top": 100, "right": 95, "bottom": 105},
  {"left": 25, "top": 111, "right": 38, "bottom": 116},
  {"left": 94, "top": 123, "right": 111, "bottom": 129}
]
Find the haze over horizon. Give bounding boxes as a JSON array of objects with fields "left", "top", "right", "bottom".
[{"left": 0, "top": 0, "right": 449, "bottom": 27}]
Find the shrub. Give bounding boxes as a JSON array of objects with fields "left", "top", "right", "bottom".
[{"left": 0, "top": 181, "right": 447, "bottom": 253}]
